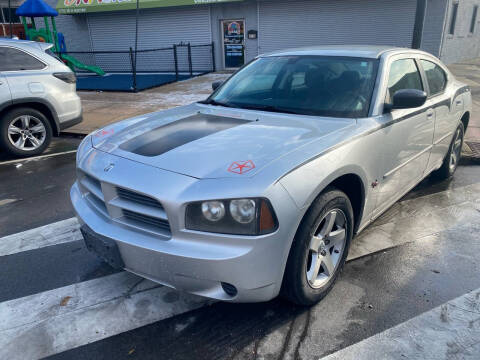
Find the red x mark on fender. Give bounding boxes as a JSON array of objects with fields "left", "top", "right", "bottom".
[
  {"left": 95, "top": 129, "right": 114, "bottom": 137},
  {"left": 228, "top": 160, "right": 256, "bottom": 174}
]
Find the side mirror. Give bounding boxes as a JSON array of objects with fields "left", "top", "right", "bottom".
[
  {"left": 212, "top": 81, "right": 223, "bottom": 91},
  {"left": 390, "top": 89, "right": 427, "bottom": 110}
]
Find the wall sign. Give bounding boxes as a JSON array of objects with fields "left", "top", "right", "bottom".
[
  {"left": 247, "top": 30, "right": 257, "bottom": 39},
  {"left": 56, "top": 0, "right": 244, "bottom": 14},
  {"left": 223, "top": 19, "right": 245, "bottom": 68}
]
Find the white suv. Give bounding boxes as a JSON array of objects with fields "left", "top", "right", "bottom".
[{"left": 0, "top": 38, "right": 82, "bottom": 156}]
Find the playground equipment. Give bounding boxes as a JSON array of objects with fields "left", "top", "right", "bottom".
[{"left": 16, "top": 0, "right": 105, "bottom": 76}]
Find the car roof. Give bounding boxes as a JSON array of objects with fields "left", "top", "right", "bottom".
[
  {"left": 0, "top": 38, "right": 39, "bottom": 47},
  {"left": 260, "top": 45, "right": 426, "bottom": 59}
]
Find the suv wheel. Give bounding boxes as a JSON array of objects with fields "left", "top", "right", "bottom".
[
  {"left": 282, "top": 187, "right": 353, "bottom": 306},
  {"left": 0, "top": 107, "right": 52, "bottom": 157}
]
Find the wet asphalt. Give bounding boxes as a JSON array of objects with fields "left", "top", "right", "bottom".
[
  {"left": 0, "top": 136, "right": 479, "bottom": 359},
  {"left": 0, "top": 136, "right": 81, "bottom": 237}
]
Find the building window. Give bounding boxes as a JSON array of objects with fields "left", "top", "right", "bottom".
[
  {"left": 449, "top": 3, "right": 459, "bottom": 35},
  {"left": 1, "top": 8, "right": 21, "bottom": 24},
  {"left": 471, "top": 5, "right": 478, "bottom": 34}
]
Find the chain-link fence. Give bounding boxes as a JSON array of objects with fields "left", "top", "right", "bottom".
[{"left": 59, "top": 42, "right": 215, "bottom": 92}]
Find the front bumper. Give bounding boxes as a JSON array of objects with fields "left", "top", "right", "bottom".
[{"left": 71, "top": 151, "right": 300, "bottom": 302}]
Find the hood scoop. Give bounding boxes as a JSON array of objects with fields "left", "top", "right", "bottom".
[{"left": 120, "top": 113, "right": 250, "bottom": 157}]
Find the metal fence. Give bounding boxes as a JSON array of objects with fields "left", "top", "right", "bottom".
[{"left": 59, "top": 42, "right": 215, "bottom": 92}]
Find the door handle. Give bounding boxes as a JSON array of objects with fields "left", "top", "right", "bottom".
[
  {"left": 456, "top": 100, "right": 462, "bottom": 105},
  {"left": 426, "top": 109, "right": 434, "bottom": 118}
]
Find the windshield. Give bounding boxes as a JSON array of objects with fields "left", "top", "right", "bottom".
[{"left": 205, "top": 56, "right": 379, "bottom": 118}]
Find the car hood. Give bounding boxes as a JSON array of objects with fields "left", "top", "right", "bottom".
[{"left": 92, "top": 103, "right": 355, "bottom": 179}]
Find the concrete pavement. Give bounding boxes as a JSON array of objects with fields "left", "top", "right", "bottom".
[{"left": 66, "top": 72, "right": 230, "bottom": 135}]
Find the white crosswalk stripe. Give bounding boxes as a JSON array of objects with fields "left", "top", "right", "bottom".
[
  {"left": 0, "top": 181, "right": 478, "bottom": 359},
  {"left": 0, "top": 272, "right": 210, "bottom": 360},
  {"left": 0, "top": 217, "right": 81, "bottom": 257},
  {"left": 320, "top": 288, "right": 480, "bottom": 360}
]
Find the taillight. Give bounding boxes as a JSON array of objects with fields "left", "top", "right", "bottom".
[{"left": 53, "top": 72, "right": 76, "bottom": 84}]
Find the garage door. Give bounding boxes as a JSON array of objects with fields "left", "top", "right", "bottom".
[
  {"left": 258, "top": 0, "right": 417, "bottom": 55},
  {"left": 86, "top": 6, "right": 212, "bottom": 72}
]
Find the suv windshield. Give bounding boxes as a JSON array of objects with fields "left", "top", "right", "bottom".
[{"left": 205, "top": 56, "right": 379, "bottom": 118}]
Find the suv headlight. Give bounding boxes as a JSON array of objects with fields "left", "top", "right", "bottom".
[{"left": 186, "top": 198, "right": 278, "bottom": 236}]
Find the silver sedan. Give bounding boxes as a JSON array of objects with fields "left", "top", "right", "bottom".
[{"left": 72, "top": 46, "right": 471, "bottom": 305}]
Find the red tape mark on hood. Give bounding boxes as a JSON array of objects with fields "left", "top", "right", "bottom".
[{"left": 228, "top": 160, "right": 255, "bottom": 174}]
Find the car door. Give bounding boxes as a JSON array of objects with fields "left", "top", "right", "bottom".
[
  {"left": 372, "top": 56, "right": 435, "bottom": 218},
  {"left": 0, "top": 46, "right": 47, "bottom": 102},
  {"left": 419, "top": 59, "right": 462, "bottom": 173}
]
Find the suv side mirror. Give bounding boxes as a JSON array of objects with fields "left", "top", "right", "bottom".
[
  {"left": 390, "top": 89, "right": 427, "bottom": 110},
  {"left": 212, "top": 81, "right": 223, "bottom": 91}
]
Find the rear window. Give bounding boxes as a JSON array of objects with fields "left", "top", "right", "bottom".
[
  {"left": 45, "top": 49, "right": 64, "bottom": 64},
  {"left": 0, "top": 47, "right": 45, "bottom": 71}
]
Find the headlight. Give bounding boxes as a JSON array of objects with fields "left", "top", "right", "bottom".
[
  {"left": 201, "top": 201, "right": 226, "bottom": 222},
  {"left": 230, "top": 199, "right": 256, "bottom": 224},
  {"left": 185, "top": 198, "right": 278, "bottom": 236}
]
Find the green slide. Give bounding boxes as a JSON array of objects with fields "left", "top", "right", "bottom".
[{"left": 61, "top": 53, "right": 105, "bottom": 76}]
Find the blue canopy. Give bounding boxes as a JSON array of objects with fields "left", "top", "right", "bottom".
[{"left": 16, "top": 0, "right": 59, "bottom": 17}]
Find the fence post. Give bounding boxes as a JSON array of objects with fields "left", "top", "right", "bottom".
[
  {"left": 129, "top": 47, "right": 137, "bottom": 92},
  {"left": 211, "top": 41, "right": 216, "bottom": 72},
  {"left": 173, "top": 44, "right": 179, "bottom": 81},
  {"left": 187, "top": 43, "right": 193, "bottom": 77}
]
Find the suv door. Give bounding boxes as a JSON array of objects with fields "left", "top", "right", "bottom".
[
  {"left": 372, "top": 57, "right": 435, "bottom": 218},
  {"left": 419, "top": 59, "right": 462, "bottom": 173},
  {"left": 0, "top": 46, "right": 47, "bottom": 102}
]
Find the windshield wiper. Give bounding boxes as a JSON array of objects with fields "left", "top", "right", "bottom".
[
  {"left": 199, "top": 99, "right": 237, "bottom": 108},
  {"left": 234, "top": 104, "right": 304, "bottom": 115}
]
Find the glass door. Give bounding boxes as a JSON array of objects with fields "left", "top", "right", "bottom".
[{"left": 222, "top": 19, "right": 245, "bottom": 69}]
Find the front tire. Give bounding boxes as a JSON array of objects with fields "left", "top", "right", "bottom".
[
  {"left": 282, "top": 187, "right": 354, "bottom": 306},
  {"left": 0, "top": 107, "right": 52, "bottom": 157},
  {"left": 432, "top": 123, "right": 464, "bottom": 180}
]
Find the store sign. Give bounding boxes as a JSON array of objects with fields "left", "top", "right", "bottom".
[{"left": 56, "top": 0, "right": 243, "bottom": 14}]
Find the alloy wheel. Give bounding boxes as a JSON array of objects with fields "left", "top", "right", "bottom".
[
  {"left": 306, "top": 209, "right": 347, "bottom": 289},
  {"left": 449, "top": 127, "right": 463, "bottom": 172},
  {"left": 7, "top": 115, "right": 46, "bottom": 151}
]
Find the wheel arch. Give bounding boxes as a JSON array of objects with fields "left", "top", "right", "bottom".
[
  {"left": 460, "top": 111, "right": 469, "bottom": 131},
  {"left": 0, "top": 99, "right": 60, "bottom": 136},
  {"left": 282, "top": 164, "right": 369, "bottom": 236}
]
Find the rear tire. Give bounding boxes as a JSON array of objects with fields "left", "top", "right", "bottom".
[
  {"left": 282, "top": 187, "right": 353, "bottom": 306},
  {"left": 432, "top": 123, "right": 464, "bottom": 180},
  {"left": 0, "top": 107, "right": 52, "bottom": 157}
]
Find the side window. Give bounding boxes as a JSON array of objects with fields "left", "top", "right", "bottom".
[
  {"left": 420, "top": 60, "right": 447, "bottom": 96},
  {"left": 387, "top": 59, "right": 423, "bottom": 97},
  {"left": 0, "top": 47, "right": 45, "bottom": 71}
]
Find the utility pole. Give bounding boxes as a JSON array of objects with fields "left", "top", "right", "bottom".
[{"left": 8, "top": 0, "right": 13, "bottom": 38}]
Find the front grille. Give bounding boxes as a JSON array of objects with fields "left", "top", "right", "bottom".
[
  {"left": 78, "top": 171, "right": 171, "bottom": 237},
  {"left": 122, "top": 209, "right": 171, "bottom": 232},
  {"left": 117, "top": 187, "right": 164, "bottom": 209}
]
